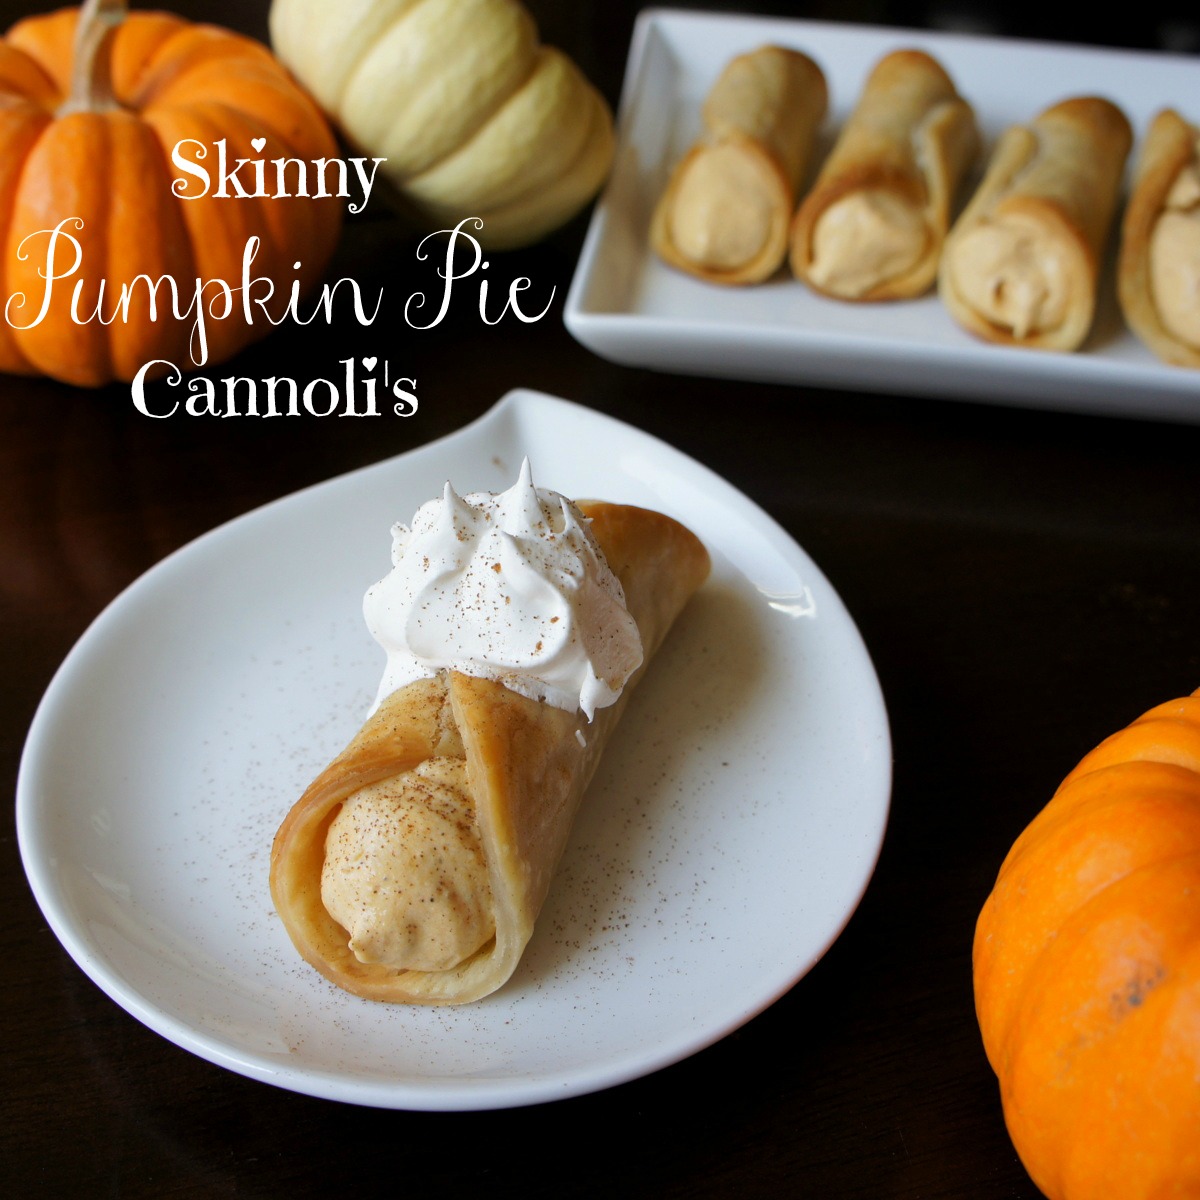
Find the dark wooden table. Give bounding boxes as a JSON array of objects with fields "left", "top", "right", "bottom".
[{"left": 3, "top": 1, "right": 1198, "bottom": 1196}]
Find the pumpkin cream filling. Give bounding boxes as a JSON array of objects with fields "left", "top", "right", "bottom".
[
  {"left": 321, "top": 754, "right": 495, "bottom": 973},
  {"left": 1148, "top": 148, "right": 1200, "bottom": 349},
  {"left": 805, "top": 189, "right": 930, "bottom": 298},
  {"left": 666, "top": 143, "right": 776, "bottom": 270},
  {"left": 943, "top": 212, "right": 1072, "bottom": 340}
]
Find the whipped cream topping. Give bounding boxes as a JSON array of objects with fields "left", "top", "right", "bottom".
[{"left": 364, "top": 460, "right": 643, "bottom": 721}]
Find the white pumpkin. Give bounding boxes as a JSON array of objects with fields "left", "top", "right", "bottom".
[{"left": 269, "top": 0, "right": 614, "bottom": 248}]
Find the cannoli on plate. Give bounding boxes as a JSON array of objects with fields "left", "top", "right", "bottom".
[
  {"left": 651, "top": 44, "right": 827, "bottom": 285},
  {"left": 1118, "top": 108, "right": 1200, "bottom": 368},
  {"left": 939, "top": 96, "right": 1133, "bottom": 351},
  {"left": 789, "top": 49, "right": 978, "bottom": 301},
  {"left": 270, "top": 465, "right": 710, "bottom": 1004}
]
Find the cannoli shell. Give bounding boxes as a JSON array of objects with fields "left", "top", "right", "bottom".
[
  {"left": 790, "top": 48, "right": 978, "bottom": 301},
  {"left": 940, "top": 96, "right": 1132, "bottom": 351},
  {"left": 270, "top": 502, "right": 710, "bottom": 1004},
  {"left": 1118, "top": 108, "right": 1200, "bottom": 368},
  {"left": 651, "top": 45, "right": 827, "bottom": 285}
]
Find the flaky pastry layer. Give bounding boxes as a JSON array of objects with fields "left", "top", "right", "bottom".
[{"left": 1118, "top": 108, "right": 1200, "bottom": 369}]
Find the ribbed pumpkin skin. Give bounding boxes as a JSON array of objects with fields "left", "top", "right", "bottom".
[
  {"left": 974, "top": 690, "right": 1200, "bottom": 1200},
  {"left": 0, "top": 6, "right": 341, "bottom": 386},
  {"left": 269, "top": 0, "right": 614, "bottom": 250}
]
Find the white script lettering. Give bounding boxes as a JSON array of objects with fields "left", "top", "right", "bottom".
[{"left": 170, "top": 138, "right": 386, "bottom": 214}]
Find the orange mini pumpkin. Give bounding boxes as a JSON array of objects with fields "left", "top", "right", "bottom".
[
  {"left": 974, "top": 688, "right": 1200, "bottom": 1200},
  {"left": 0, "top": 0, "right": 341, "bottom": 386}
]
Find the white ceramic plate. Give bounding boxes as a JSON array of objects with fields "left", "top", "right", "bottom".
[
  {"left": 564, "top": 9, "right": 1200, "bottom": 422},
  {"left": 17, "top": 390, "right": 891, "bottom": 1110}
]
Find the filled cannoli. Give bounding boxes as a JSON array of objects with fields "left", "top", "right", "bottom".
[
  {"left": 789, "top": 49, "right": 978, "bottom": 301},
  {"left": 270, "top": 467, "right": 710, "bottom": 1004},
  {"left": 651, "top": 44, "right": 827, "bottom": 285},
  {"left": 1118, "top": 108, "right": 1200, "bottom": 368},
  {"left": 939, "top": 96, "right": 1132, "bottom": 351}
]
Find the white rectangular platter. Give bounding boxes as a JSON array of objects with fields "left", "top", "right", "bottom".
[{"left": 563, "top": 8, "right": 1200, "bottom": 422}]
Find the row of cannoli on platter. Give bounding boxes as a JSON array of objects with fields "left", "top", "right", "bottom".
[{"left": 650, "top": 45, "right": 1200, "bottom": 369}]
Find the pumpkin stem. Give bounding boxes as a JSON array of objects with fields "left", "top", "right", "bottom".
[{"left": 59, "top": 0, "right": 128, "bottom": 116}]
